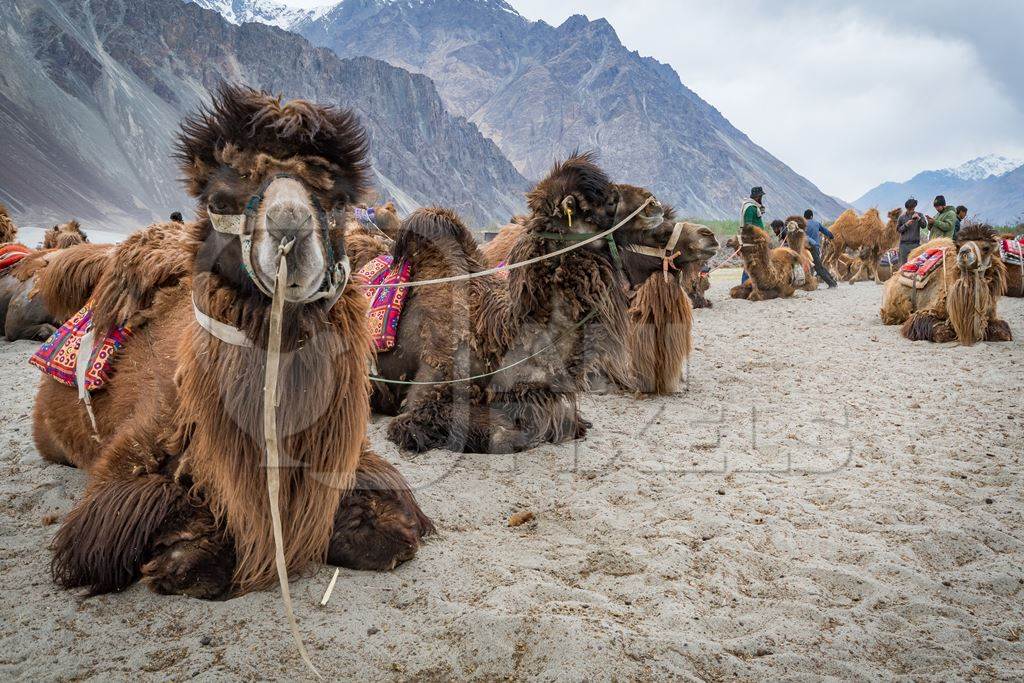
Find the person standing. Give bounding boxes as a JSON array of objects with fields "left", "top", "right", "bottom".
[
  {"left": 929, "top": 195, "right": 957, "bottom": 239},
  {"left": 803, "top": 209, "right": 838, "bottom": 288},
  {"left": 896, "top": 198, "right": 925, "bottom": 266},
  {"left": 954, "top": 205, "right": 968, "bottom": 239},
  {"left": 740, "top": 186, "right": 766, "bottom": 284}
]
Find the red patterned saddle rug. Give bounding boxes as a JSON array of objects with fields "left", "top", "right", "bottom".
[
  {"left": 899, "top": 247, "right": 946, "bottom": 289},
  {"left": 357, "top": 254, "right": 412, "bottom": 352},
  {"left": 28, "top": 301, "right": 131, "bottom": 392},
  {"left": 0, "top": 243, "right": 31, "bottom": 275},
  {"left": 1000, "top": 238, "right": 1024, "bottom": 265}
]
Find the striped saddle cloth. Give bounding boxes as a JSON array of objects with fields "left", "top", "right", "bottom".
[
  {"left": 1000, "top": 238, "right": 1023, "bottom": 265},
  {"left": 899, "top": 248, "right": 945, "bottom": 289},
  {"left": 357, "top": 254, "right": 412, "bottom": 352},
  {"left": 0, "top": 243, "right": 31, "bottom": 274},
  {"left": 29, "top": 301, "right": 131, "bottom": 392}
]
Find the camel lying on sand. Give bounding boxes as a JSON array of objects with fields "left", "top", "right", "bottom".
[
  {"left": 348, "top": 154, "right": 710, "bottom": 452},
  {"left": 0, "top": 203, "right": 17, "bottom": 244},
  {"left": 880, "top": 224, "right": 1011, "bottom": 344},
  {"left": 824, "top": 208, "right": 899, "bottom": 283},
  {"left": 727, "top": 225, "right": 806, "bottom": 301},
  {"left": 998, "top": 233, "right": 1023, "bottom": 297},
  {"left": 479, "top": 185, "right": 718, "bottom": 395},
  {"left": 33, "top": 84, "right": 432, "bottom": 600},
  {"left": 0, "top": 221, "right": 91, "bottom": 341}
]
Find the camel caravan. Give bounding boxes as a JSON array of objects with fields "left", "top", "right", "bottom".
[{"left": 0, "top": 83, "right": 1018, "bottom": 670}]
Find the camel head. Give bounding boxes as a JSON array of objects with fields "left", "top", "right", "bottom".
[
  {"left": 783, "top": 215, "right": 808, "bottom": 252},
  {"left": 43, "top": 220, "right": 88, "bottom": 249},
  {"left": 527, "top": 151, "right": 620, "bottom": 248},
  {"left": 954, "top": 223, "right": 999, "bottom": 275},
  {"left": 887, "top": 207, "right": 902, "bottom": 224},
  {"left": 176, "top": 84, "right": 369, "bottom": 304}
]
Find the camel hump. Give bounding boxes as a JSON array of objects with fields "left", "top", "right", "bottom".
[
  {"left": 392, "top": 206, "right": 479, "bottom": 267},
  {"left": 35, "top": 243, "right": 115, "bottom": 321},
  {"left": 87, "top": 222, "right": 192, "bottom": 331}
]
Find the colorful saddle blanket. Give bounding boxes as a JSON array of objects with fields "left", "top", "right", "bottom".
[
  {"left": 28, "top": 302, "right": 131, "bottom": 392},
  {"left": 1000, "top": 238, "right": 1024, "bottom": 265},
  {"left": 0, "top": 244, "right": 31, "bottom": 274},
  {"left": 791, "top": 262, "right": 807, "bottom": 287},
  {"left": 353, "top": 206, "right": 377, "bottom": 223},
  {"left": 899, "top": 247, "right": 946, "bottom": 289},
  {"left": 358, "top": 254, "right": 412, "bottom": 352},
  {"left": 879, "top": 249, "right": 900, "bottom": 267}
]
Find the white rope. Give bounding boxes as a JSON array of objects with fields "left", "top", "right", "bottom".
[
  {"left": 264, "top": 238, "right": 321, "bottom": 679},
  {"left": 360, "top": 197, "right": 656, "bottom": 291}
]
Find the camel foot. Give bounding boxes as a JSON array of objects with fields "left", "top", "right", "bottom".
[
  {"left": 386, "top": 413, "right": 440, "bottom": 453},
  {"left": 141, "top": 531, "right": 234, "bottom": 600},
  {"left": 902, "top": 313, "right": 941, "bottom": 342},
  {"left": 328, "top": 454, "right": 434, "bottom": 571},
  {"left": 985, "top": 319, "right": 1013, "bottom": 342},
  {"left": 728, "top": 284, "right": 750, "bottom": 299}
]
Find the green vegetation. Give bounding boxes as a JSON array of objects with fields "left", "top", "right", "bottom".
[{"left": 684, "top": 218, "right": 740, "bottom": 237}]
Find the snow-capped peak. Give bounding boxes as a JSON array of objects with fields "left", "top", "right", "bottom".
[
  {"left": 188, "top": 0, "right": 335, "bottom": 30},
  {"left": 942, "top": 155, "right": 1023, "bottom": 181}
]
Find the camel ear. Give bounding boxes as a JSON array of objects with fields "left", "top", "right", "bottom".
[{"left": 559, "top": 194, "right": 577, "bottom": 219}]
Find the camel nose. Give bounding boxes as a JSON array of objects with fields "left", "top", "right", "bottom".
[
  {"left": 958, "top": 245, "right": 978, "bottom": 269},
  {"left": 265, "top": 202, "right": 314, "bottom": 242}
]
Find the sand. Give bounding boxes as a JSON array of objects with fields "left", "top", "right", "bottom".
[{"left": 1, "top": 277, "right": 1023, "bottom": 681}]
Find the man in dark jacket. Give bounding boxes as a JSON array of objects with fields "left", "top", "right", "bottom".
[
  {"left": 896, "top": 198, "right": 926, "bottom": 265},
  {"left": 802, "top": 209, "right": 837, "bottom": 288},
  {"left": 954, "top": 205, "right": 968, "bottom": 239}
]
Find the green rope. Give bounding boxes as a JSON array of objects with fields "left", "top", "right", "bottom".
[{"left": 369, "top": 309, "right": 599, "bottom": 386}]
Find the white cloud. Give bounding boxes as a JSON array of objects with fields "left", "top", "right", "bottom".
[
  {"left": 509, "top": 0, "right": 1024, "bottom": 200},
  {"left": 279, "top": 0, "right": 1024, "bottom": 200}
]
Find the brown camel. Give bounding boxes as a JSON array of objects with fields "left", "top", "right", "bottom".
[
  {"left": 0, "top": 224, "right": 91, "bottom": 341},
  {"left": 0, "top": 203, "right": 17, "bottom": 244},
  {"left": 42, "top": 219, "right": 89, "bottom": 249},
  {"left": 479, "top": 185, "right": 718, "bottom": 395},
  {"left": 33, "top": 84, "right": 432, "bottom": 600},
  {"left": 727, "top": 225, "right": 805, "bottom": 301},
  {"left": 880, "top": 224, "right": 1011, "bottom": 344},
  {"left": 998, "top": 233, "right": 1023, "bottom": 297},
  {"left": 781, "top": 215, "right": 818, "bottom": 291},
  {"left": 823, "top": 208, "right": 898, "bottom": 283},
  {"left": 351, "top": 154, "right": 705, "bottom": 451}
]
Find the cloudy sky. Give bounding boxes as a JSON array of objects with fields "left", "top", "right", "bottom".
[{"left": 283, "top": 0, "right": 1024, "bottom": 201}]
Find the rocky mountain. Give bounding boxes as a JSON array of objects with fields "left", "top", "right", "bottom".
[
  {"left": 854, "top": 155, "right": 1024, "bottom": 225},
  {"left": 0, "top": 0, "right": 526, "bottom": 231},
  {"left": 231, "top": 0, "right": 847, "bottom": 220},
  {"left": 189, "top": 0, "right": 330, "bottom": 29}
]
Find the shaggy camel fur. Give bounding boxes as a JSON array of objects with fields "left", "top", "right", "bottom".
[
  {"left": 34, "top": 84, "right": 431, "bottom": 599},
  {"left": 353, "top": 154, "right": 698, "bottom": 451},
  {"left": 880, "top": 225, "right": 1011, "bottom": 344},
  {"left": 0, "top": 227, "right": 92, "bottom": 341},
  {"left": 728, "top": 225, "right": 804, "bottom": 301},
  {"left": 998, "top": 233, "right": 1023, "bottom": 297},
  {"left": 824, "top": 208, "right": 898, "bottom": 283},
  {"left": 0, "top": 203, "right": 17, "bottom": 244},
  {"left": 479, "top": 186, "right": 718, "bottom": 395},
  {"left": 782, "top": 215, "right": 818, "bottom": 291},
  {"left": 42, "top": 220, "right": 89, "bottom": 249}
]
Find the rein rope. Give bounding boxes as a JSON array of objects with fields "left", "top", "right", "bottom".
[
  {"left": 360, "top": 197, "right": 656, "bottom": 291},
  {"left": 263, "top": 237, "right": 321, "bottom": 679},
  {"left": 369, "top": 309, "right": 599, "bottom": 386}
]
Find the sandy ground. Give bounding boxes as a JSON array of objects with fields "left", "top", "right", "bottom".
[{"left": 2, "top": 277, "right": 1023, "bottom": 681}]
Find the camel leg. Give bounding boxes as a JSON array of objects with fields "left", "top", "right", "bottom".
[
  {"left": 8, "top": 322, "right": 56, "bottom": 342},
  {"left": 729, "top": 281, "right": 752, "bottom": 299},
  {"left": 141, "top": 503, "right": 235, "bottom": 600},
  {"left": 902, "top": 312, "right": 951, "bottom": 342},
  {"left": 985, "top": 318, "right": 1013, "bottom": 342},
  {"left": 327, "top": 449, "right": 434, "bottom": 571}
]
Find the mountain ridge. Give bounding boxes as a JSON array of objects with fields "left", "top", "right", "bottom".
[
  {"left": 193, "top": 0, "right": 849, "bottom": 220},
  {"left": 0, "top": 0, "right": 526, "bottom": 230}
]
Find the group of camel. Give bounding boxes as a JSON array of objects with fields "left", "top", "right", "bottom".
[
  {"left": 1, "top": 86, "right": 1018, "bottom": 608},
  {"left": 721, "top": 204, "right": 1017, "bottom": 344}
]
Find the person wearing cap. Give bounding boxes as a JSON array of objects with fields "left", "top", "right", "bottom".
[
  {"left": 929, "top": 195, "right": 957, "bottom": 239},
  {"left": 896, "top": 198, "right": 926, "bottom": 266},
  {"left": 169, "top": 211, "right": 184, "bottom": 223},
  {"left": 739, "top": 186, "right": 766, "bottom": 284}
]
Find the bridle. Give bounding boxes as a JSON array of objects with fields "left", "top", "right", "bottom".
[
  {"left": 206, "top": 172, "right": 351, "bottom": 306},
  {"left": 537, "top": 205, "right": 626, "bottom": 275},
  {"left": 622, "top": 220, "right": 686, "bottom": 282}
]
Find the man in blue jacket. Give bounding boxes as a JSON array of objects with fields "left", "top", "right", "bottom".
[{"left": 803, "top": 209, "right": 837, "bottom": 288}]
